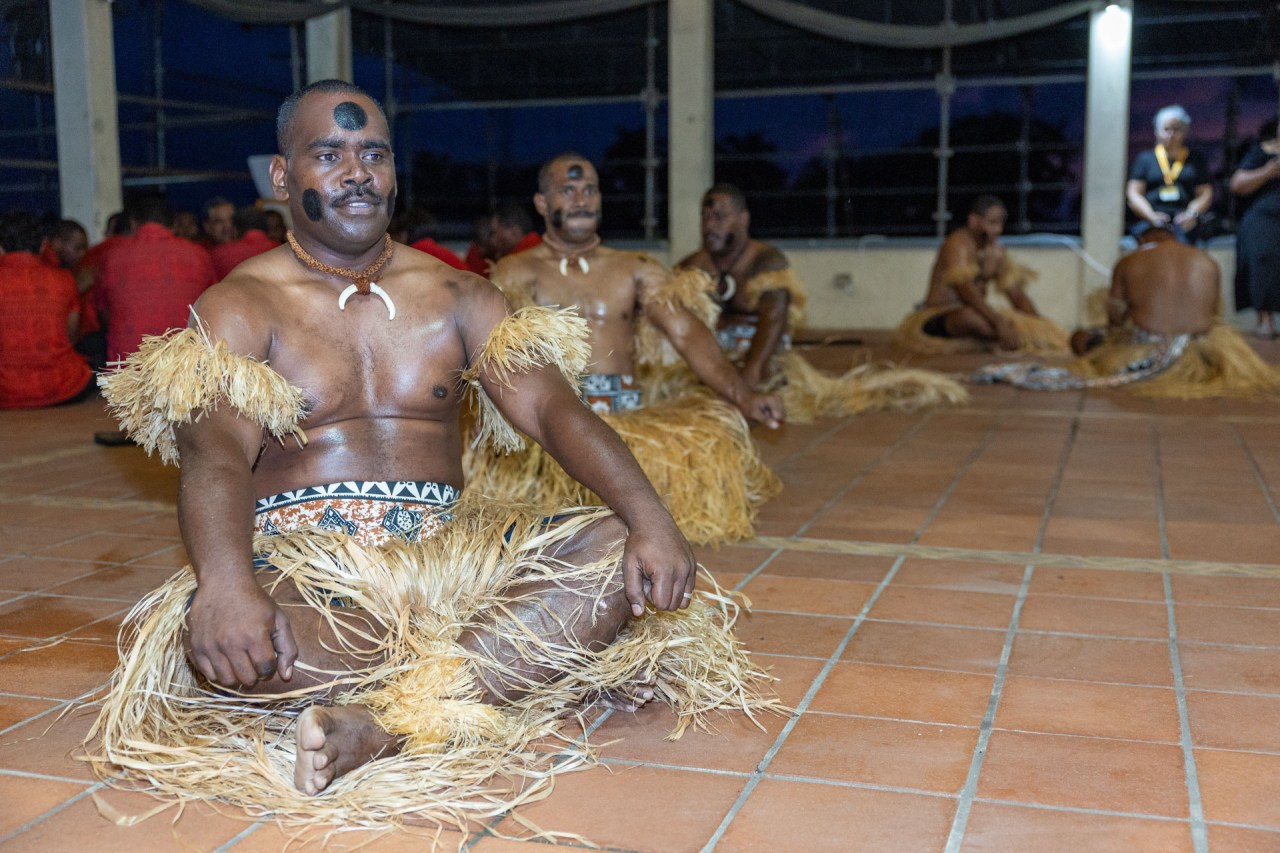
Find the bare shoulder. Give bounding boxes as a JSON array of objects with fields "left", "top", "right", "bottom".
[
  {"left": 748, "top": 241, "right": 789, "bottom": 275},
  {"left": 189, "top": 277, "right": 275, "bottom": 359},
  {"left": 676, "top": 248, "right": 711, "bottom": 271},
  {"left": 491, "top": 248, "right": 541, "bottom": 283}
]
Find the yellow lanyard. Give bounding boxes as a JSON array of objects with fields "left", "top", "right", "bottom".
[{"left": 1154, "top": 144, "right": 1185, "bottom": 187}]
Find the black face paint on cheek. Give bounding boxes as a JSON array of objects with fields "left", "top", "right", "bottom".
[
  {"left": 386, "top": 188, "right": 397, "bottom": 220},
  {"left": 566, "top": 164, "right": 583, "bottom": 180},
  {"left": 551, "top": 209, "right": 564, "bottom": 229},
  {"left": 302, "top": 189, "right": 324, "bottom": 222},
  {"left": 333, "top": 101, "right": 368, "bottom": 131}
]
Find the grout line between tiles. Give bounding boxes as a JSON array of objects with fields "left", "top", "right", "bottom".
[
  {"left": 0, "top": 445, "right": 95, "bottom": 474},
  {"left": 1152, "top": 421, "right": 1172, "bottom": 561},
  {"left": 1229, "top": 422, "right": 1280, "bottom": 524},
  {"left": 973, "top": 796, "right": 1193, "bottom": 823},
  {"left": 942, "top": 564, "right": 1034, "bottom": 853},
  {"left": 1165, "top": 572, "right": 1210, "bottom": 853},
  {"left": 697, "top": 556, "right": 906, "bottom": 853},
  {"left": 214, "top": 822, "right": 266, "bottom": 851},
  {"left": 1030, "top": 410, "right": 1081, "bottom": 555},
  {"left": 0, "top": 781, "right": 102, "bottom": 846}
]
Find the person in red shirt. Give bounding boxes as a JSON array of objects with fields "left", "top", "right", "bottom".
[
  {"left": 405, "top": 207, "right": 467, "bottom": 270},
  {"left": 0, "top": 211, "right": 94, "bottom": 408},
  {"left": 211, "top": 206, "right": 281, "bottom": 280},
  {"left": 463, "top": 214, "right": 495, "bottom": 275},
  {"left": 97, "top": 196, "right": 217, "bottom": 363}
]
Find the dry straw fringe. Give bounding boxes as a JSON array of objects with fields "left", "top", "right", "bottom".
[
  {"left": 742, "top": 268, "right": 808, "bottom": 329},
  {"left": 464, "top": 394, "right": 781, "bottom": 546},
  {"left": 460, "top": 306, "right": 593, "bottom": 454},
  {"left": 894, "top": 306, "right": 1070, "bottom": 356},
  {"left": 83, "top": 503, "right": 781, "bottom": 832},
  {"left": 97, "top": 321, "right": 309, "bottom": 465},
  {"left": 1072, "top": 324, "right": 1280, "bottom": 399},
  {"left": 634, "top": 265, "right": 721, "bottom": 368}
]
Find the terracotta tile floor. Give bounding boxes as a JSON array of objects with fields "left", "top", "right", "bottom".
[{"left": 2, "top": 333, "right": 1279, "bottom": 851}]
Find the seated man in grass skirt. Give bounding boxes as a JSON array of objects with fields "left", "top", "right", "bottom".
[
  {"left": 84, "top": 81, "right": 777, "bottom": 833},
  {"left": 975, "top": 226, "right": 1280, "bottom": 397},
  {"left": 896, "top": 195, "right": 1069, "bottom": 356},
  {"left": 673, "top": 183, "right": 968, "bottom": 422},
  {"left": 478, "top": 153, "right": 785, "bottom": 546}
]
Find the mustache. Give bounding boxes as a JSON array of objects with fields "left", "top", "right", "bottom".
[
  {"left": 565, "top": 208, "right": 599, "bottom": 219},
  {"left": 331, "top": 185, "right": 382, "bottom": 205}
]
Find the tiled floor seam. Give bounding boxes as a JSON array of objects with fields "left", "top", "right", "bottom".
[
  {"left": 698, "top": 556, "right": 907, "bottom": 853},
  {"left": 1229, "top": 422, "right": 1280, "bottom": 523},
  {"left": 0, "top": 782, "right": 102, "bottom": 845},
  {"left": 904, "top": 411, "right": 1006, "bottom": 547},
  {"left": 941, "top": 564, "right": 1034, "bottom": 853},
  {"left": 214, "top": 822, "right": 268, "bottom": 851},
  {"left": 1164, "top": 572, "right": 1210, "bottom": 853},
  {"left": 0, "top": 445, "right": 95, "bottom": 473},
  {"left": 1030, "top": 409, "right": 1082, "bottom": 555},
  {"left": 1153, "top": 421, "right": 1172, "bottom": 560},
  {"left": 750, "top": 534, "right": 1280, "bottom": 578}
]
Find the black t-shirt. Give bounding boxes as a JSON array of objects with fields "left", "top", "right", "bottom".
[
  {"left": 1128, "top": 147, "right": 1211, "bottom": 216},
  {"left": 1236, "top": 143, "right": 1280, "bottom": 218}
]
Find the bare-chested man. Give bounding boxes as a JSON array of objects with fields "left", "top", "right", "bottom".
[
  {"left": 1072, "top": 226, "right": 1219, "bottom": 354},
  {"left": 916, "top": 196, "right": 1038, "bottom": 349},
  {"left": 492, "top": 155, "right": 782, "bottom": 426},
  {"left": 676, "top": 184, "right": 802, "bottom": 387},
  {"left": 89, "top": 82, "right": 770, "bottom": 822}
]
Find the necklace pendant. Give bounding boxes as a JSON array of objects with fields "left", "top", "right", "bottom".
[
  {"left": 578, "top": 256, "right": 589, "bottom": 274},
  {"left": 559, "top": 257, "right": 569, "bottom": 276},
  {"left": 337, "top": 281, "right": 396, "bottom": 319}
]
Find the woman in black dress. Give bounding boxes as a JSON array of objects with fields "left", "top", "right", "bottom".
[{"left": 1230, "top": 119, "right": 1280, "bottom": 339}]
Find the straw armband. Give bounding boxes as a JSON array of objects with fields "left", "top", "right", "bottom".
[
  {"left": 461, "top": 306, "right": 592, "bottom": 453},
  {"left": 97, "top": 326, "right": 308, "bottom": 466},
  {"left": 743, "top": 268, "right": 808, "bottom": 329},
  {"left": 996, "top": 257, "right": 1040, "bottom": 294},
  {"left": 635, "top": 265, "right": 720, "bottom": 367}
]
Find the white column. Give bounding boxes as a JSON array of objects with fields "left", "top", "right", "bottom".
[
  {"left": 667, "top": 0, "right": 713, "bottom": 260},
  {"left": 306, "top": 2, "right": 353, "bottom": 83},
  {"left": 49, "top": 0, "right": 121, "bottom": 243},
  {"left": 1081, "top": 2, "right": 1132, "bottom": 300}
]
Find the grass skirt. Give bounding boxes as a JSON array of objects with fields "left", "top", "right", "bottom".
[
  {"left": 895, "top": 306, "right": 1071, "bottom": 356},
  {"left": 83, "top": 501, "right": 778, "bottom": 831},
  {"left": 1072, "top": 324, "right": 1280, "bottom": 399},
  {"left": 640, "top": 350, "right": 968, "bottom": 424},
  {"left": 463, "top": 395, "right": 781, "bottom": 545}
]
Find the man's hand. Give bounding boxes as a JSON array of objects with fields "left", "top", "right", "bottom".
[
  {"left": 186, "top": 580, "right": 298, "bottom": 688},
  {"left": 740, "top": 391, "right": 784, "bottom": 429},
  {"left": 620, "top": 516, "right": 698, "bottom": 617}
]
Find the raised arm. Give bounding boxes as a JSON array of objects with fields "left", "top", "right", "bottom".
[
  {"left": 638, "top": 261, "right": 783, "bottom": 428},
  {"left": 459, "top": 285, "right": 696, "bottom": 617},
  {"left": 174, "top": 291, "right": 299, "bottom": 689}
]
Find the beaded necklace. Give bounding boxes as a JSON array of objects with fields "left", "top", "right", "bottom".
[{"left": 286, "top": 230, "right": 397, "bottom": 319}]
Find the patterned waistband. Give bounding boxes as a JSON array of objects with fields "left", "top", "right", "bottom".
[
  {"left": 717, "top": 321, "right": 792, "bottom": 357},
  {"left": 254, "top": 481, "right": 460, "bottom": 546},
  {"left": 581, "top": 372, "right": 643, "bottom": 415}
]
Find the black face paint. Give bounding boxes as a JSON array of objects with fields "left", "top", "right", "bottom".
[
  {"left": 302, "top": 188, "right": 324, "bottom": 222},
  {"left": 551, "top": 209, "right": 564, "bottom": 229},
  {"left": 333, "top": 101, "right": 368, "bottom": 131},
  {"left": 386, "top": 188, "right": 397, "bottom": 220},
  {"left": 566, "top": 164, "right": 584, "bottom": 179}
]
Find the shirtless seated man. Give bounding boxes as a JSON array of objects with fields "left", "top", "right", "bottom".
[
  {"left": 88, "top": 81, "right": 771, "bottom": 823},
  {"left": 676, "top": 184, "right": 802, "bottom": 387},
  {"left": 1072, "top": 225, "right": 1219, "bottom": 354}
]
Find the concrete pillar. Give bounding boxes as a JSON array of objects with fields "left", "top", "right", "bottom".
[
  {"left": 306, "top": 2, "right": 352, "bottom": 83},
  {"left": 667, "top": 0, "right": 713, "bottom": 259},
  {"left": 49, "top": 0, "right": 122, "bottom": 243},
  {"left": 1081, "top": 2, "right": 1132, "bottom": 299}
]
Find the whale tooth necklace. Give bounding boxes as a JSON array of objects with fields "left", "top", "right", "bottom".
[
  {"left": 541, "top": 232, "right": 600, "bottom": 276},
  {"left": 286, "top": 230, "right": 397, "bottom": 319}
]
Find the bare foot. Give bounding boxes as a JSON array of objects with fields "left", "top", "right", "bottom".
[
  {"left": 294, "top": 705, "right": 400, "bottom": 795},
  {"left": 598, "top": 681, "right": 656, "bottom": 712}
]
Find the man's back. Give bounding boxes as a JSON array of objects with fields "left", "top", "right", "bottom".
[
  {"left": 195, "top": 244, "right": 495, "bottom": 496},
  {"left": 1115, "top": 241, "right": 1219, "bottom": 336},
  {"left": 98, "top": 223, "right": 217, "bottom": 361}
]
